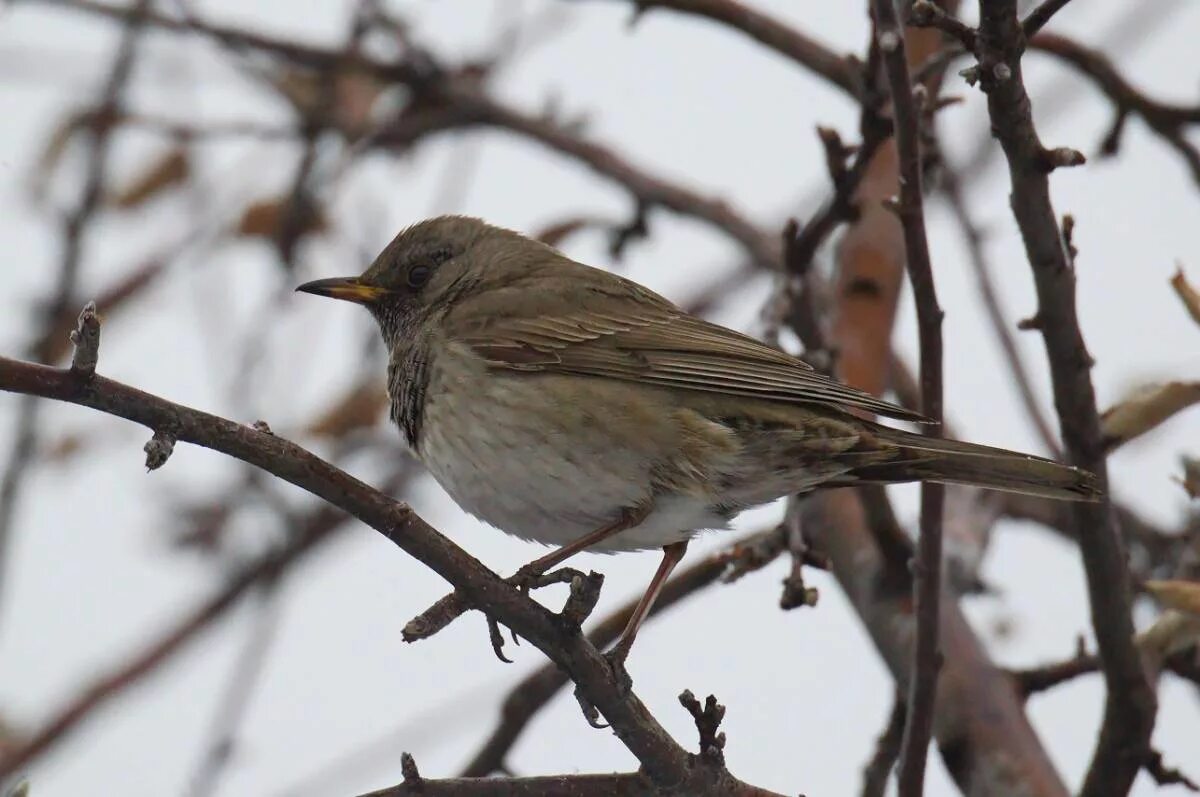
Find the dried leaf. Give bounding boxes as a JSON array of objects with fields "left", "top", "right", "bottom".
[
  {"left": 1100, "top": 381, "right": 1200, "bottom": 448},
  {"left": 1137, "top": 611, "right": 1200, "bottom": 660},
  {"left": 305, "top": 380, "right": 388, "bottom": 438},
  {"left": 1171, "top": 265, "right": 1200, "bottom": 328},
  {"left": 268, "top": 64, "right": 386, "bottom": 138},
  {"left": 41, "top": 433, "right": 93, "bottom": 463},
  {"left": 1145, "top": 579, "right": 1200, "bottom": 616},
  {"left": 108, "top": 148, "right": 190, "bottom": 208},
  {"left": 235, "top": 197, "right": 327, "bottom": 241}
]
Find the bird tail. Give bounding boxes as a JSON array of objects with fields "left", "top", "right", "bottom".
[{"left": 853, "top": 424, "right": 1102, "bottom": 502}]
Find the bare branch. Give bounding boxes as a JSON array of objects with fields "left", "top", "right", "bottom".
[
  {"left": 581, "top": 0, "right": 861, "bottom": 97},
  {"left": 0, "top": 329, "right": 778, "bottom": 793},
  {"left": 870, "top": 3, "right": 946, "bottom": 794},
  {"left": 1022, "top": 0, "right": 1076, "bottom": 38},
  {"left": 974, "top": 4, "right": 1157, "bottom": 794},
  {"left": 1030, "top": 32, "right": 1200, "bottom": 187}
]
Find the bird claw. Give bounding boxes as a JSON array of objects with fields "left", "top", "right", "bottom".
[
  {"left": 603, "top": 647, "right": 634, "bottom": 695},
  {"left": 486, "top": 615, "right": 513, "bottom": 663},
  {"left": 573, "top": 684, "right": 609, "bottom": 729},
  {"left": 484, "top": 566, "right": 590, "bottom": 660}
]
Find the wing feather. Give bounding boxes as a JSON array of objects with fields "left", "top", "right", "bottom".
[{"left": 444, "top": 265, "right": 926, "bottom": 422}]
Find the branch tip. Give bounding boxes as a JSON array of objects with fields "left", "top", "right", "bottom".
[
  {"left": 400, "top": 751, "right": 422, "bottom": 785},
  {"left": 678, "top": 690, "right": 726, "bottom": 765},
  {"left": 69, "top": 301, "right": 101, "bottom": 376},
  {"left": 559, "top": 570, "right": 604, "bottom": 628},
  {"left": 143, "top": 429, "right": 176, "bottom": 471}
]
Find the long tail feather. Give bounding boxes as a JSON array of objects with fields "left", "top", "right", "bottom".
[{"left": 853, "top": 425, "right": 1102, "bottom": 502}]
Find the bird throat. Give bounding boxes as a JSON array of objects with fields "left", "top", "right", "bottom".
[{"left": 375, "top": 305, "right": 432, "bottom": 450}]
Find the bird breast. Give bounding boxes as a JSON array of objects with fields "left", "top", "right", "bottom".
[{"left": 407, "top": 341, "right": 739, "bottom": 551}]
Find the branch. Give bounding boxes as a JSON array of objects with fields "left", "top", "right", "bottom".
[
  {"left": 0, "top": 464, "right": 413, "bottom": 779},
  {"left": 860, "top": 695, "right": 905, "bottom": 797},
  {"left": 582, "top": 0, "right": 860, "bottom": 97},
  {"left": 358, "top": 769, "right": 779, "bottom": 797},
  {"left": 461, "top": 542, "right": 750, "bottom": 777},
  {"left": 1022, "top": 0, "right": 1075, "bottom": 37},
  {"left": 1029, "top": 32, "right": 1200, "bottom": 188},
  {"left": 0, "top": 340, "right": 776, "bottom": 793},
  {"left": 870, "top": 3, "right": 945, "bottom": 794},
  {"left": 41, "top": 0, "right": 781, "bottom": 271},
  {"left": 971, "top": 4, "right": 1157, "bottom": 795}
]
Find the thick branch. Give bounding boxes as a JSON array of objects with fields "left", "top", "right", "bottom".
[
  {"left": 973, "top": 4, "right": 1157, "bottom": 795},
  {"left": 358, "top": 770, "right": 777, "bottom": 797}
]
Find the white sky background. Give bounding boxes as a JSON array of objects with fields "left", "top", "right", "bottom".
[{"left": 1, "top": 1, "right": 1199, "bottom": 795}]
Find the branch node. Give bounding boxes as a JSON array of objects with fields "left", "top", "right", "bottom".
[
  {"left": 401, "top": 751, "right": 422, "bottom": 785},
  {"left": 1039, "top": 146, "right": 1087, "bottom": 172},
  {"left": 402, "top": 591, "right": 467, "bottom": 642},
  {"left": 958, "top": 64, "right": 981, "bottom": 87},
  {"left": 992, "top": 62, "right": 1013, "bottom": 82},
  {"left": 559, "top": 570, "right": 605, "bottom": 629},
  {"left": 1145, "top": 748, "right": 1200, "bottom": 791},
  {"left": 678, "top": 690, "right": 727, "bottom": 766},
  {"left": 251, "top": 419, "right": 275, "bottom": 435},
  {"left": 69, "top": 301, "right": 101, "bottom": 376},
  {"left": 908, "top": 1, "right": 977, "bottom": 51},
  {"left": 1016, "top": 313, "right": 1044, "bottom": 331},
  {"left": 1062, "top": 214, "right": 1078, "bottom": 260},
  {"left": 143, "top": 429, "right": 176, "bottom": 471}
]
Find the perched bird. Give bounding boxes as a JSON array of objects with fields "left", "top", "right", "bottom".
[{"left": 297, "top": 215, "right": 1100, "bottom": 665}]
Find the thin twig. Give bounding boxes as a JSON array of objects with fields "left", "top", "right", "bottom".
[
  {"left": 871, "top": 3, "right": 945, "bottom": 794},
  {"left": 1029, "top": 32, "right": 1200, "bottom": 188},
  {"left": 185, "top": 584, "right": 284, "bottom": 797},
  {"left": 860, "top": 694, "right": 906, "bottom": 797},
  {"left": 582, "top": 0, "right": 861, "bottom": 97}
]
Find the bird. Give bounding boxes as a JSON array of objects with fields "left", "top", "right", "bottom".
[{"left": 296, "top": 215, "right": 1100, "bottom": 667}]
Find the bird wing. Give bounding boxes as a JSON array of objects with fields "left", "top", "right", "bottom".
[{"left": 442, "top": 267, "right": 927, "bottom": 423}]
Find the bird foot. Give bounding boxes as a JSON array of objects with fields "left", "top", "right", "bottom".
[{"left": 603, "top": 646, "right": 634, "bottom": 694}]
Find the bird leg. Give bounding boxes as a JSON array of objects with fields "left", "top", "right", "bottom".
[
  {"left": 607, "top": 540, "right": 689, "bottom": 670},
  {"left": 510, "top": 503, "right": 652, "bottom": 587}
]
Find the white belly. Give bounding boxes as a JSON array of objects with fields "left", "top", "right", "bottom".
[{"left": 414, "top": 349, "right": 730, "bottom": 552}]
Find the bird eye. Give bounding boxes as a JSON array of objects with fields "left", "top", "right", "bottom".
[{"left": 406, "top": 264, "right": 432, "bottom": 288}]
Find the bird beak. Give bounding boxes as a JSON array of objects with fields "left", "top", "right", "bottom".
[{"left": 295, "top": 277, "right": 386, "bottom": 305}]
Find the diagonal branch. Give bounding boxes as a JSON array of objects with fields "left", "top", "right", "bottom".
[
  {"left": 577, "top": 0, "right": 860, "bottom": 97},
  {"left": 0, "top": 343, "right": 777, "bottom": 795}
]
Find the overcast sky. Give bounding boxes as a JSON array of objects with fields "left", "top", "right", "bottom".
[{"left": 1, "top": 1, "right": 1198, "bottom": 795}]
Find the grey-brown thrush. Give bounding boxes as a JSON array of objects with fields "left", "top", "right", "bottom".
[{"left": 297, "top": 215, "right": 1099, "bottom": 663}]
